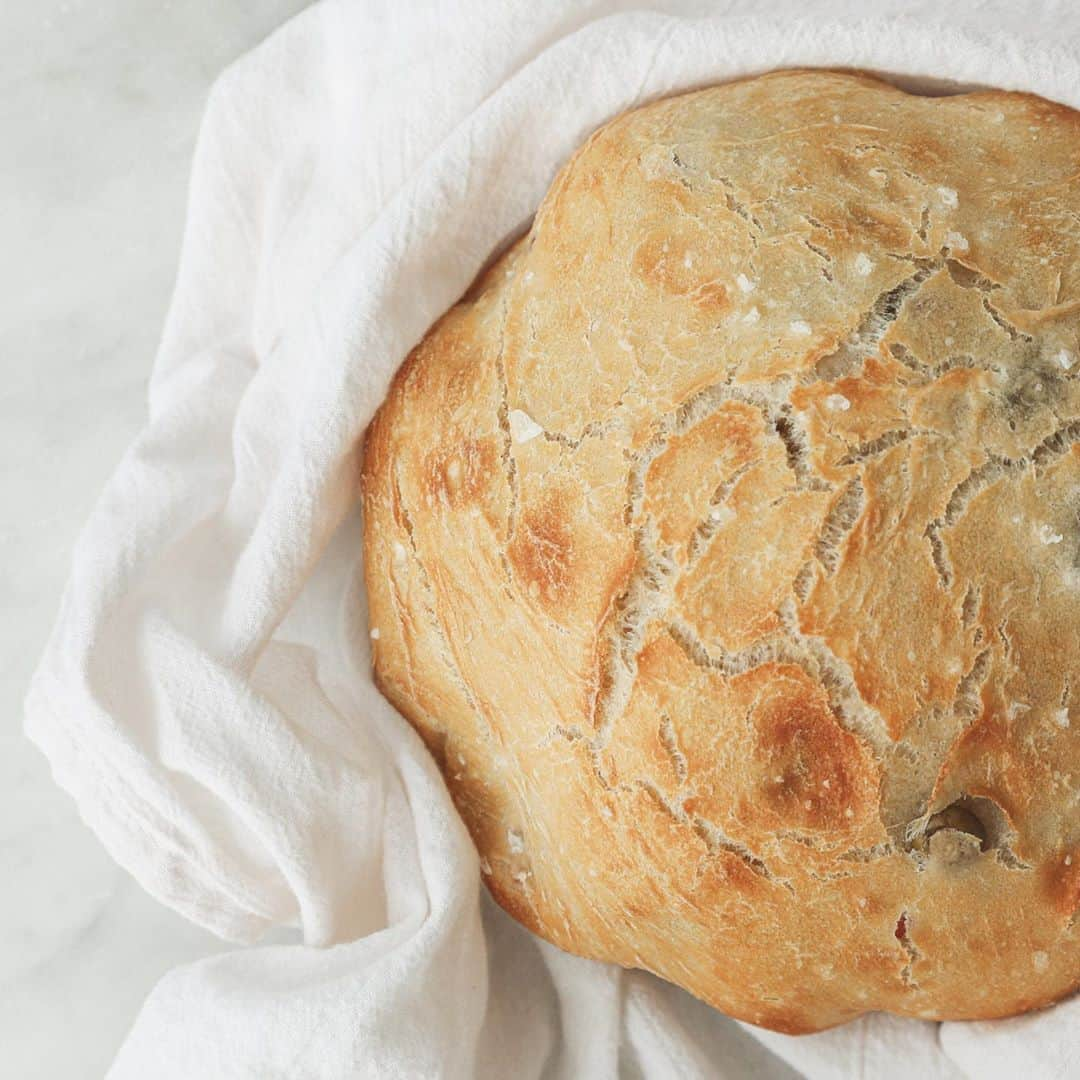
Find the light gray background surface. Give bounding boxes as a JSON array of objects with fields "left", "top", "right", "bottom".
[{"left": 2, "top": 5, "right": 309, "bottom": 1075}]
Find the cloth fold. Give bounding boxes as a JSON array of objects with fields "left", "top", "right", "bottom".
[{"left": 26, "top": 1, "right": 1080, "bottom": 1075}]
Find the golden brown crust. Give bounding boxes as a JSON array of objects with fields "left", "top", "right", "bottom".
[{"left": 362, "top": 69, "right": 1080, "bottom": 1032}]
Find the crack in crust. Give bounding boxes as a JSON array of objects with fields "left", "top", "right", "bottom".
[
  {"left": 982, "top": 296, "right": 1034, "bottom": 342},
  {"left": 916, "top": 206, "right": 931, "bottom": 244},
  {"left": 493, "top": 306, "right": 519, "bottom": 547},
  {"left": 635, "top": 376, "right": 828, "bottom": 494},
  {"left": 924, "top": 420, "right": 1080, "bottom": 586},
  {"left": 692, "top": 815, "right": 789, "bottom": 888},
  {"left": 943, "top": 255, "right": 1038, "bottom": 342},
  {"left": 808, "top": 251, "right": 1044, "bottom": 390},
  {"left": 553, "top": 722, "right": 615, "bottom": 790},
  {"left": 390, "top": 467, "right": 495, "bottom": 735},
  {"left": 670, "top": 608, "right": 892, "bottom": 760},
  {"left": 812, "top": 264, "right": 934, "bottom": 382},
  {"left": 792, "top": 560, "right": 817, "bottom": 604},
  {"left": 686, "top": 460, "right": 756, "bottom": 564},
  {"left": 943, "top": 258, "right": 999, "bottom": 293},
  {"left": 712, "top": 172, "right": 765, "bottom": 238},
  {"left": 836, "top": 429, "right": 919, "bottom": 466},
  {"left": 801, "top": 236, "right": 835, "bottom": 282},
  {"left": 540, "top": 420, "right": 611, "bottom": 451},
  {"left": 838, "top": 842, "right": 896, "bottom": 863},
  {"left": 667, "top": 618, "right": 802, "bottom": 678},
  {"left": 658, "top": 714, "right": 689, "bottom": 785},
  {"left": 814, "top": 477, "right": 866, "bottom": 574},
  {"left": 996, "top": 846, "right": 1035, "bottom": 872},
  {"left": 953, "top": 648, "right": 993, "bottom": 727},
  {"left": 592, "top": 377, "right": 835, "bottom": 744},
  {"left": 591, "top": 519, "right": 677, "bottom": 744},
  {"left": 632, "top": 777, "right": 781, "bottom": 883},
  {"left": 773, "top": 412, "right": 832, "bottom": 491},
  {"left": 776, "top": 599, "right": 893, "bottom": 757},
  {"left": 895, "top": 912, "right": 922, "bottom": 989},
  {"left": 888, "top": 342, "right": 1003, "bottom": 381},
  {"left": 1033, "top": 419, "right": 1080, "bottom": 470}
]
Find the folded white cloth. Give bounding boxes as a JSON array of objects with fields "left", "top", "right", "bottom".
[{"left": 26, "top": 1, "right": 1080, "bottom": 1076}]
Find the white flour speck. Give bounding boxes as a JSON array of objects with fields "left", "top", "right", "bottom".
[
  {"left": 1038, "top": 523, "right": 1064, "bottom": 545},
  {"left": 509, "top": 409, "right": 544, "bottom": 444}
]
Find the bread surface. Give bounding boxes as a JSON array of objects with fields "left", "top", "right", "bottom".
[{"left": 362, "top": 69, "right": 1080, "bottom": 1032}]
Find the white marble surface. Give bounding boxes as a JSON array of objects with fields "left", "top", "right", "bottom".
[
  {"left": 0, "top": 3, "right": 308, "bottom": 1075},
  {"left": 6, "top": 1, "right": 1080, "bottom": 1077}
]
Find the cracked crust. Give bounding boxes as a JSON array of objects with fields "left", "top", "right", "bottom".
[{"left": 362, "top": 70, "right": 1080, "bottom": 1032}]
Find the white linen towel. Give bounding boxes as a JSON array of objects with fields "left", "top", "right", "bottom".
[{"left": 26, "top": 1, "right": 1080, "bottom": 1076}]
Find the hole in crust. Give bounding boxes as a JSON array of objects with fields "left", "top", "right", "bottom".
[
  {"left": 907, "top": 794, "right": 1021, "bottom": 865},
  {"left": 926, "top": 802, "right": 988, "bottom": 849}
]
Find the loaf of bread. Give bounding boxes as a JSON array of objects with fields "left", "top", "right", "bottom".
[{"left": 362, "top": 69, "right": 1080, "bottom": 1032}]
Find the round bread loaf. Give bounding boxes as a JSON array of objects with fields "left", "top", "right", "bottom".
[{"left": 362, "top": 69, "right": 1080, "bottom": 1032}]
